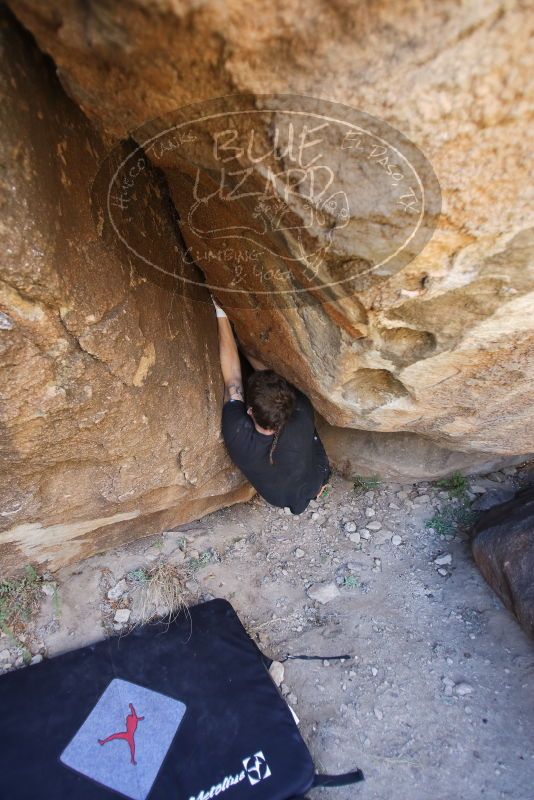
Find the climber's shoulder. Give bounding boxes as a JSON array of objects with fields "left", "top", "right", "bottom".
[{"left": 292, "top": 387, "right": 314, "bottom": 422}]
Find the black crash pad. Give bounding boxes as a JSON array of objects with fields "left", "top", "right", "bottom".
[{"left": 0, "top": 599, "right": 315, "bottom": 800}]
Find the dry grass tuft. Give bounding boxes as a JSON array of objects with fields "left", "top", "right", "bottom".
[
  {"left": 130, "top": 563, "right": 189, "bottom": 628},
  {"left": 0, "top": 565, "right": 47, "bottom": 657},
  {"left": 0, "top": 566, "right": 43, "bottom": 636}
]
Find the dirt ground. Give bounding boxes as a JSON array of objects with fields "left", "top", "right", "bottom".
[{"left": 2, "top": 466, "right": 534, "bottom": 800}]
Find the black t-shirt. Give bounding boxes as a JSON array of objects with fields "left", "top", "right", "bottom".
[{"left": 221, "top": 389, "right": 330, "bottom": 514}]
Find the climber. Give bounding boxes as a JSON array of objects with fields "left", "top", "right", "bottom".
[{"left": 213, "top": 297, "right": 331, "bottom": 514}]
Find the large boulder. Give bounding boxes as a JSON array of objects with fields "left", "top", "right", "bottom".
[
  {"left": 6, "top": 0, "right": 534, "bottom": 468},
  {"left": 0, "top": 11, "right": 252, "bottom": 575},
  {"left": 471, "top": 487, "right": 534, "bottom": 638}
]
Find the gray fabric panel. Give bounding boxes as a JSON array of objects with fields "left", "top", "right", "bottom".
[{"left": 60, "top": 678, "right": 186, "bottom": 800}]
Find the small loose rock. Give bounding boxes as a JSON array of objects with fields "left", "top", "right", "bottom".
[
  {"left": 107, "top": 578, "right": 128, "bottom": 600},
  {"left": 307, "top": 582, "right": 340, "bottom": 604},
  {"left": 269, "top": 660, "right": 285, "bottom": 687},
  {"left": 454, "top": 681, "right": 474, "bottom": 696},
  {"left": 366, "top": 521, "right": 382, "bottom": 531}
]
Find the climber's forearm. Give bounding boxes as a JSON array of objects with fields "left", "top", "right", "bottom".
[
  {"left": 216, "top": 315, "right": 244, "bottom": 402},
  {"left": 217, "top": 317, "right": 241, "bottom": 382}
]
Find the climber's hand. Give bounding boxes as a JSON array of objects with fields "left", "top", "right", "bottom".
[{"left": 212, "top": 295, "right": 227, "bottom": 318}]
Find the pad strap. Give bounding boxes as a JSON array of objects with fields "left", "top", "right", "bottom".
[
  {"left": 312, "top": 768, "right": 364, "bottom": 787},
  {"left": 289, "top": 768, "right": 364, "bottom": 798}
]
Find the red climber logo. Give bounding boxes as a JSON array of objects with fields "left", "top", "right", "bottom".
[{"left": 98, "top": 703, "right": 144, "bottom": 765}]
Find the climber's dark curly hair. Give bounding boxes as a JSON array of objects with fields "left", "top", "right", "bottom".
[{"left": 246, "top": 370, "right": 296, "bottom": 464}]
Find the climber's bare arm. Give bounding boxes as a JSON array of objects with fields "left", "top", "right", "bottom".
[{"left": 213, "top": 299, "right": 244, "bottom": 402}]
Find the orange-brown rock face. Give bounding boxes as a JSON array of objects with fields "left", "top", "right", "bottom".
[
  {"left": 0, "top": 11, "right": 253, "bottom": 575},
  {"left": 7, "top": 0, "right": 533, "bottom": 464}
]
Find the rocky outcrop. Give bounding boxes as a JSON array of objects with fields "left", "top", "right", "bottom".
[
  {"left": 1, "top": 0, "right": 533, "bottom": 578},
  {"left": 471, "top": 487, "right": 534, "bottom": 638},
  {"left": 6, "top": 0, "right": 534, "bottom": 466},
  {"left": 0, "top": 11, "right": 253, "bottom": 575}
]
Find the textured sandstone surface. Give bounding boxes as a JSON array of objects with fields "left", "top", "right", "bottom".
[
  {"left": 7, "top": 0, "right": 534, "bottom": 465},
  {"left": 0, "top": 11, "right": 252, "bottom": 575},
  {"left": 471, "top": 487, "right": 534, "bottom": 638}
]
